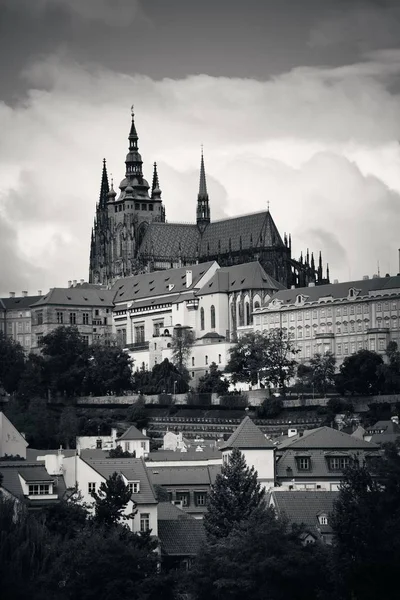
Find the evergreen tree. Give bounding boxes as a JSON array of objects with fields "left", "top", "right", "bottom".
[
  {"left": 171, "top": 326, "right": 195, "bottom": 373},
  {"left": 309, "top": 352, "right": 336, "bottom": 396},
  {"left": 204, "top": 447, "right": 265, "bottom": 540},
  {"left": 91, "top": 472, "right": 136, "bottom": 527},
  {"left": 0, "top": 331, "right": 26, "bottom": 394},
  {"left": 197, "top": 362, "right": 229, "bottom": 394}
]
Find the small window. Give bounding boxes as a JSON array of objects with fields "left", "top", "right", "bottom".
[
  {"left": 83, "top": 312, "right": 89, "bottom": 325},
  {"left": 319, "top": 515, "right": 328, "bottom": 525},
  {"left": 28, "top": 484, "right": 50, "bottom": 496},
  {"left": 135, "top": 203, "right": 140, "bottom": 210},
  {"left": 210, "top": 305, "right": 216, "bottom": 329},
  {"left": 195, "top": 492, "right": 207, "bottom": 506},
  {"left": 69, "top": 312, "right": 76, "bottom": 325},
  {"left": 192, "top": 356, "right": 195, "bottom": 366},
  {"left": 140, "top": 513, "right": 150, "bottom": 532},
  {"left": 205, "top": 355, "right": 208, "bottom": 365},
  {"left": 176, "top": 492, "right": 190, "bottom": 506},
  {"left": 200, "top": 307, "right": 205, "bottom": 330},
  {"left": 56, "top": 311, "right": 63, "bottom": 324},
  {"left": 149, "top": 204, "right": 153, "bottom": 211},
  {"left": 141, "top": 203, "right": 147, "bottom": 211},
  {"left": 218, "top": 354, "right": 221, "bottom": 364},
  {"left": 88, "top": 482, "right": 96, "bottom": 494},
  {"left": 127, "top": 482, "right": 140, "bottom": 494},
  {"left": 297, "top": 457, "right": 310, "bottom": 471}
]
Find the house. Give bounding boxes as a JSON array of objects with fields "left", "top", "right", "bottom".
[
  {"left": 219, "top": 416, "right": 276, "bottom": 490},
  {"left": 0, "top": 461, "right": 66, "bottom": 509},
  {"left": 116, "top": 425, "right": 150, "bottom": 457},
  {"left": 157, "top": 501, "right": 206, "bottom": 570},
  {"left": 147, "top": 446, "right": 222, "bottom": 467},
  {"left": 163, "top": 431, "right": 188, "bottom": 451},
  {"left": 76, "top": 428, "right": 119, "bottom": 452},
  {"left": 268, "top": 490, "right": 339, "bottom": 545},
  {"left": 275, "top": 426, "right": 380, "bottom": 491},
  {"left": 0, "top": 292, "right": 43, "bottom": 351},
  {"left": 0, "top": 412, "right": 28, "bottom": 459},
  {"left": 253, "top": 274, "right": 400, "bottom": 366},
  {"left": 62, "top": 455, "right": 158, "bottom": 534},
  {"left": 364, "top": 419, "right": 400, "bottom": 445},
  {"left": 148, "top": 464, "right": 221, "bottom": 519}
]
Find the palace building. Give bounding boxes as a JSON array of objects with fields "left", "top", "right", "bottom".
[{"left": 89, "top": 109, "right": 330, "bottom": 289}]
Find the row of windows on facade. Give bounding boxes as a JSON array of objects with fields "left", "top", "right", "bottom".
[
  {"left": 35, "top": 310, "right": 109, "bottom": 326},
  {"left": 191, "top": 354, "right": 222, "bottom": 366},
  {"left": 7, "top": 321, "right": 31, "bottom": 333},
  {"left": 300, "top": 337, "right": 387, "bottom": 358},
  {"left": 293, "top": 456, "right": 351, "bottom": 471},
  {"left": 168, "top": 490, "right": 207, "bottom": 507},
  {"left": 113, "top": 202, "right": 158, "bottom": 213},
  {"left": 264, "top": 300, "right": 399, "bottom": 324},
  {"left": 88, "top": 481, "right": 140, "bottom": 495}
]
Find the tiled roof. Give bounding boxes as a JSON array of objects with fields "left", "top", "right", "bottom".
[
  {"left": 139, "top": 223, "right": 200, "bottom": 260},
  {"left": 158, "top": 519, "right": 206, "bottom": 556},
  {"left": 157, "top": 501, "right": 193, "bottom": 520},
  {"left": 270, "top": 490, "right": 339, "bottom": 534},
  {"left": 148, "top": 465, "right": 219, "bottom": 486},
  {"left": 112, "top": 261, "right": 215, "bottom": 304},
  {"left": 219, "top": 416, "right": 275, "bottom": 450},
  {"left": 369, "top": 433, "right": 400, "bottom": 445},
  {"left": 199, "top": 211, "right": 285, "bottom": 256},
  {"left": 83, "top": 457, "right": 157, "bottom": 504},
  {"left": 26, "top": 448, "right": 76, "bottom": 461},
  {"left": 366, "top": 420, "right": 400, "bottom": 434},
  {"left": 147, "top": 447, "right": 222, "bottom": 462},
  {"left": 276, "top": 448, "right": 379, "bottom": 479},
  {"left": 264, "top": 275, "right": 400, "bottom": 308},
  {"left": 31, "top": 288, "right": 115, "bottom": 308},
  {"left": 277, "top": 427, "right": 380, "bottom": 450},
  {"left": 197, "top": 261, "right": 284, "bottom": 296},
  {"left": 0, "top": 295, "right": 43, "bottom": 309},
  {"left": 118, "top": 425, "right": 149, "bottom": 441},
  {"left": 0, "top": 462, "right": 60, "bottom": 499}
]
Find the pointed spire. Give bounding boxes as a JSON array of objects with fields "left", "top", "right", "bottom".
[
  {"left": 129, "top": 104, "right": 138, "bottom": 141},
  {"left": 306, "top": 248, "right": 310, "bottom": 266},
  {"left": 99, "top": 158, "right": 109, "bottom": 209},
  {"left": 197, "top": 146, "right": 210, "bottom": 229},
  {"left": 300, "top": 251, "right": 303, "bottom": 264},
  {"left": 317, "top": 251, "right": 323, "bottom": 281},
  {"left": 319, "top": 251, "right": 323, "bottom": 269},
  {"left": 311, "top": 252, "right": 315, "bottom": 271},
  {"left": 151, "top": 162, "right": 162, "bottom": 199},
  {"left": 125, "top": 106, "right": 143, "bottom": 179},
  {"left": 288, "top": 233, "right": 292, "bottom": 250},
  {"left": 326, "top": 263, "right": 330, "bottom": 283}
]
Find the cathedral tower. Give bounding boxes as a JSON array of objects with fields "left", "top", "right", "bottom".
[{"left": 196, "top": 148, "right": 210, "bottom": 232}]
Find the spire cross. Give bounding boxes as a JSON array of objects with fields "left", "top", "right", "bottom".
[
  {"left": 267, "top": 199, "right": 270, "bottom": 211},
  {"left": 131, "top": 104, "right": 134, "bottom": 118}
]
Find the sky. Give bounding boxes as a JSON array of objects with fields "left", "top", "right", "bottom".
[{"left": 1, "top": 0, "right": 400, "bottom": 295}]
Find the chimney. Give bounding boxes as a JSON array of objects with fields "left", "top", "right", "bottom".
[
  {"left": 288, "top": 428, "right": 298, "bottom": 438},
  {"left": 22, "top": 291, "right": 28, "bottom": 297},
  {"left": 290, "top": 285, "right": 295, "bottom": 289},
  {"left": 362, "top": 275, "right": 369, "bottom": 280},
  {"left": 308, "top": 282, "right": 315, "bottom": 287},
  {"left": 73, "top": 280, "right": 77, "bottom": 286},
  {"left": 9, "top": 292, "right": 15, "bottom": 298},
  {"left": 372, "top": 274, "right": 379, "bottom": 279},
  {"left": 68, "top": 280, "right": 72, "bottom": 288},
  {"left": 38, "top": 290, "right": 42, "bottom": 296},
  {"left": 334, "top": 279, "right": 339, "bottom": 284},
  {"left": 80, "top": 279, "right": 84, "bottom": 284},
  {"left": 186, "top": 269, "right": 193, "bottom": 288}
]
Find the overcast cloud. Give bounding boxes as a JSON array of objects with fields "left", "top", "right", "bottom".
[{"left": 1, "top": 0, "right": 400, "bottom": 294}]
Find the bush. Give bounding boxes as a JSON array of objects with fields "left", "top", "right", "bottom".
[{"left": 256, "top": 396, "right": 283, "bottom": 418}]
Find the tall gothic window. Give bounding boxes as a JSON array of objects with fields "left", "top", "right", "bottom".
[
  {"left": 210, "top": 305, "right": 216, "bottom": 329},
  {"left": 200, "top": 307, "right": 205, "bottom": 330},
  {"left": 245, "top": 302, "right": 250, "bottom": 326}
]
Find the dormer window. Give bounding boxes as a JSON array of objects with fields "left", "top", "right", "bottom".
[
  {"left": 296, "top": 457, "right": 311, "bottom": 471},
  {"left": 28, "top": 483, "right": 51, "bottom": 495},
  {"left": 328, "top": 456, "right": 350, "bottom": 471},
  {"left": 127, "top": 481, "right": 140, "bottom": 494},
  {"left": 318, "top": 514, "right": 328, "bottom": 526}
]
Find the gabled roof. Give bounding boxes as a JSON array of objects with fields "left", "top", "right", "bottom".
[
  {"left": 158, "top": 501, "right": 193, "bottom": 520},
  {"left": 147, "top": 447, "right": 222, "bottom": 462},
  {"left": 0, "top": 295, "right": 43, "bottom": 310},
  {"left": 139, "top": 222, "right": 200, "bottom": 260},
  {"left": 277, "top": 426, "right": 380, "bottom": 450},
  {"left": 270, "top": 490, "right": 338, "bottom": 535},
  {"left": 263, "top": 275, "right": 400, "bottom": 308},
  {"left": 157, "top": 503, "right": 206, "bottom": 556},
  {"left": 197, "top": 261, "right": 284, "bottom": 296},
  {"left": 31, "top": 288, "right": 115, "bottom": 308},
  {"left": 148, "top": 465, "right": 220, "bottom": 486},
  {"left": 118, "top": 425, "right": 149, "bottom": 441},
  {"left": 0, "top": 462, "right": 64, "bottom": 501},
  {"left": 219, "top": 416, "right": 275, "bottom": 450},
  {"left": 366, "top": 420, "right": 400, "bottom": 434},
  {"left": 112, "top": 261, "right": 216, "bottom": 304},
  {"left": 82, "top": 457, "right": 157, "bottom": 504}
]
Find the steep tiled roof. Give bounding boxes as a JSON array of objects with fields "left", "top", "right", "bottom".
[
  {"left": 0, "top": 462, "right": 62, "bottom": 500},
  {"left": 219, "top": 416, "right": 275, "bottom": 450},
  {"left": 270, "top": 490, "right": 339, "bottom": 534},
  {"left": 197, "top": 261, "right": 284, "bottom": 296},
  {"left": 0, "top": 295, "right": 43, "bottom": 309},
  {"left": 276, "top": 448, "right": 379, "bottom": 479},
  {"left": 366, "top": 420, "right": 400, "bottom": 434},
  {"left": 199, "top": 211, "right": 285, "bottom": 256},
  {"left": 158, "top": 518, "right": 206, "bottom": 556},
  {"left": 139, "top": 223, "right": 200, "bottom": 260},
  {"left": 31, "top": 288, "right": 115, "bottom": 308},
  {"left": 147, "top": 447, "right": 222, "bottom": 462},
  {"left": 158, "top": 501, "right": 193, "bottom": 520},
  {"left": 264, "top": 275, "right": 400, "bottom": 307},
  {"left": 148, "top": 465, "right": 219, "bottom": 486},
  {"left": 112, "top": 261, "right": 215, "bottom": 304},
  {"left": 277, "top": 427, "right": 380, "bottom": 450},
  {"left": 83, "top": 458, "right": 157, "bottom": 504},
  {"left": 118, "top": 426, "right": 149, "bottom": 441}
]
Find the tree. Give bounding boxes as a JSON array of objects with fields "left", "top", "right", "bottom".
[
  {"left": 193, "top": 506, "right": 331, "bottom": 600},
  {"left": 204, "top": 447, "right": 265, "bottom": 540},
  {"left": 83, "top": 344, "right": 133, "bottom": 396},
  {"left": 127, "top": 399, "right": 149, "bottom": 430},
  {"left": 336, "top": 349, "right": 384, "bottom": 395},
  {"left": 309, "top": 352, "right": 336, "bottom": 396},
  {"left": 295, "top": 363, "right": 312, "bottom": 396},
  {"left": 197, "top": 362, "right": 229, "bottom": 394},
  {"left": 58, "top": 405, "right": 79, "bottom": 449},
  {"left": 378, "top": 341, "right": 400, "bottom": 393},
  {"left": 108, "top": 445, "right": 136, "bottom": 458},
  {"left": 226, "top": 330, "right": 299, "bottom": 393},
  {"left": 330, "top": 449, "right": 400, "bottom": 600},
  {"left": 17, "top": 352, "right": 47, "bottom": 401},
  {"left": 0, "top": 332, "right": 26, "bottom": 394},
  {"left": 91, "top": 472, "right": 136, "bottom": 527},
  {"left": 170, "top": 325, "right": 195, "bottom": 373},
  {"left": 257, "top": 395, "right": 283, "bottom": 418},
  {"left": 134, "top": 358, "right": 189, "bottom": 394}
]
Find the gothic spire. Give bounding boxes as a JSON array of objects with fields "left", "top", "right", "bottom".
[
  {"left": 99, "top": 158, "right": 109, "bottom": 209},
  {"left": 151, "top": 162, "right": 161, "bottom": 199},
  {"left": 317, "top": 251, "right": 323, "bottom": 281},
  {"left": 125, "top": 106, "right": 143, "bottom": 179},
  {"left": 196, "top": 146, "right": 210, "bottom": 230},
  {"left": 311, "top": 252, "right": 315, "bottom": 271}
]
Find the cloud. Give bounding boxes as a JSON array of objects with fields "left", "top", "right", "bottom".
[{"left": 1, "top": 51, "right": 400, "bottom": 294}]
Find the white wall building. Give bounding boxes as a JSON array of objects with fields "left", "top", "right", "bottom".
[{"left": 0, "top": 412, "right": 28, "bottom": 459}]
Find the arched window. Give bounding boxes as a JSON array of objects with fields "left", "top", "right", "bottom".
[
  {"left": 200, "top": 307, "right": 205, "bottom": 330},
  {"left": 245, "top": 302, "right": 250, "bottom": 326},
  {"left": 210, "top": 305, "right": 216, "bottom": 329},
  {"left": 254, "top": 301, "right": 260, "bottom": 310},
  {"left": 231, "top": 303, "right": 235, "bottom": 328}
]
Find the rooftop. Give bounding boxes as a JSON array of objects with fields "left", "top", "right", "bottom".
[
  {"left": 277, "top": 426, "right": 380, "bottom": 450},
  {"left": 197, "top": 261, "right": 284, "bottom": 296},
  {"left": 31, "top": 288, "right": 115, "bottom": 308},
  {"left": 269, "top": 490, "right": 339, "bottom": 536},
  {"left": 220, "top": 416, "right": 275, "bottom": 450},
  {"left": 118, "top": 425, "right": 149, "bottom": 441}
]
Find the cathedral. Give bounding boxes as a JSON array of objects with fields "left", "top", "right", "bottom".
[{"left": 89, "top": 109, "right": 330, "bottom": 289}]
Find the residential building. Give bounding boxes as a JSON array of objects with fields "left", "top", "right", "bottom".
[
  {"left": 0, "top": 461, "right": 66, "bottom": 509},
  {"left": 0, "top": 292, "right": 42, "bottom": 350},
  {"left": 89, "top": 109, "right": 329, "bottom": 289},
  {"left": 268, "top": 490, "right": 339, "bottom": 545},
  {"left": 275, "top": 426, "right": 380, "bottom": 491},
  {"left": 219, "top": 416, "right": 276, "bottom": 490},
  {"left": 363, "top": 419, "right": 400, "bottom": 445},
  {"left": 30, "top": 286, "right": 114, "bottom": 350},
  {"left": 254, "top": 274, "right": 400, "bottom": 366},
  {"left": 76, "top": 428, "right": 119, "bottom": 452},
  {"left": 116, "top": 425, "right": 150, "bottom": 457},
  {"left": 62, "top": 455, "right": 158, "bottom": 535},
  {"left": 0, "top": 412, "right": 28, "bottom": 459},
  {"left": 113, "top": 260, "right": 282, "bottom": 383}
]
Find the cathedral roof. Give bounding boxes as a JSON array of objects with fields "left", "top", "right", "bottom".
[
  {"left": 197, "top": 261, "right": 285, "bottom": 296},
  {"left": 112, "top": 261, "right": 216, "bottom": 304},
  {"left": 139, "top": 223, "right": 200, "bottom": 260}
]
